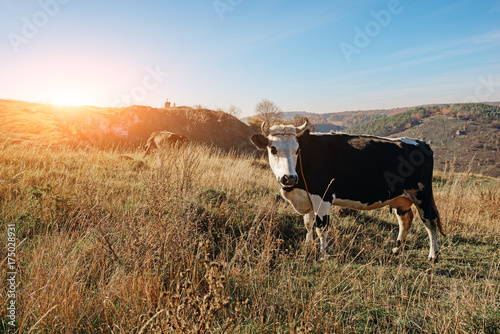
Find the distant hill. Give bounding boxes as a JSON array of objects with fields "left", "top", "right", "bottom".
[
  {"left": 282, "top": 103, "right": 500, "bottom": 133},
  {"left": 0, "top": 100, "right": 255, "bottom": 152},
  {"left": 282, "top": 107, "right": 413, "bottom": 130},
  {"left": 390, "top": 115, "right": 500, "bottom": 178},
  {"left": 338, "top": 104, "right": 500, "bottom": 178},
  {"left": 344, "top": 103, "right": 500, "bottom": 136}
]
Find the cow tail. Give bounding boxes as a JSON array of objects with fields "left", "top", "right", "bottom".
[{"left": 432, "top": 199, "right": 446, "bottom": 237}]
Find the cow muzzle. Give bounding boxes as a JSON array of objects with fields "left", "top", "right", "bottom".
[{"left": 279, "top": 175, "right": 298, "bottom": 187}]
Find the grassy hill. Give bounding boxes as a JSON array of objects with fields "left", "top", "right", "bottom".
[
  {"left": 283, "top": 107, "right": 415, "bottom": 130},
  {"left": 341, "top": 104, "right": 500, "bottom": 178},
  {"left": 1, "top": 100, "right": 499, "bottom": 332},
  {"left": 0, "top": 99, "right": 255, "bottom": 152},
  {"left": 344, "top": 104, "right": 500, "bottom": 137},
  {"left": 391, "top": 115, "right": 500, "bottom": 178},
  {"left": 283, "top": 103, "right": 500, "bottom": 132}
]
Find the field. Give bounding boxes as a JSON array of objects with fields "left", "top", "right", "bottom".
[{"left": 0, "top": 138, "right": 499, "bottom": 333}]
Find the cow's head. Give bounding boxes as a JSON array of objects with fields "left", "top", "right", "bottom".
[{"left": 251, "top": 120, "right": 309, "bottom": 188}]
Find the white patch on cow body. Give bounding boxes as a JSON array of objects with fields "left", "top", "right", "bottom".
[
  {"left": 398, "top": 138, "right": 420, "bottom": 146},
  {"left": 280, "top": 188, "right": 313, "bottom": 215},
  {"left": 358, "top": 134, "right": 420, "bottom": 146},
  {"left": 333, "top": 197, "right": 395, "bottom": 210},
  {"left": 324, "top": 131, "right": 421, "bottom": 146},
  {"left": 280, "top": 189, "right": 332, "bottom": 258},
  {"left": 334, "top": 194, "right": 417, "bottom": 211},
  {"left": 309, "top": 194, "right": 333, "bottom": 217}
]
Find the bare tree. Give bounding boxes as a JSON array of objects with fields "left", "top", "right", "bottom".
[
  {"left": 227, "top": 104, "right": 242, "bottom": 118},
  {"left": 254, "top": 99, "right": 283, "bottom": 125}
]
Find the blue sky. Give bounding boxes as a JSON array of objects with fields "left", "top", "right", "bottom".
[{"left": 1, "top": 0, "right": 499, "bottom": 116}]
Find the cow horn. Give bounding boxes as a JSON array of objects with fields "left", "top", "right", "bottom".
[
  {"left": 296, "top": 119, "right": 309, "bottom": 135},
  {"left": 261, "top": 121, "right": 271, "bottom": 136}
]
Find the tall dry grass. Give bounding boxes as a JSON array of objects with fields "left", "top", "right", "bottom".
[{"left": 0, "top": 140, "right": 499, "bottom": 333}]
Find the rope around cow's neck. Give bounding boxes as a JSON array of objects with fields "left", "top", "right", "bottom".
[
  {"left": 298, "top": 148, "right": 314, "bottom": 211},
  {"left": 298, "top": 148, "right": 335, "bottom": 218}
]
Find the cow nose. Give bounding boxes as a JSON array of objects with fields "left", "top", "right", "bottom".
[{"left": 280, "top": 175, "right": 298, "bottom": 187}]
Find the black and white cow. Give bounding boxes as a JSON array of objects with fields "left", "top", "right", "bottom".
[{"left": 251, "top": 120, "right": 445, "bottom": 262}]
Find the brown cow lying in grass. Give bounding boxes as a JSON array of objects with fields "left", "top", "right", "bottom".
[{"left": 143, "top": 131, "right": 188, "bottom": 157}]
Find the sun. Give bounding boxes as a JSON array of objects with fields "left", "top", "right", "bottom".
[{"left": 48, "top": 87, "right": 90, "bottom": 107}]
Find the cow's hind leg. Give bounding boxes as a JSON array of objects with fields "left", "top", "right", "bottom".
[
  {"left": 416, "top": 195, "right": 443, "bottom": 263},
  {"left": 392, "top": 208, "right": 414, "bottom": 255}
]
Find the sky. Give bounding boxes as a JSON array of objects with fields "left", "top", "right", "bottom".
[{"left": 1, "top": 0, "right": 500, "bottom": 117}]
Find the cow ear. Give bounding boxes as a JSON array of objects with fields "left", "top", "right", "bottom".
[
  {"left": 297, "top": 129, "right": 310, "bottom": 147},
  {"left": 250, "top": 134, "right": 269, "bottom": 149}
]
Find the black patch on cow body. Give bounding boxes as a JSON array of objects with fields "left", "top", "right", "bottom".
[
  {"left": 293, "top": 133, "right": 434, "bottom": 208},
  {"left": 316, "top": 214, "right": 329, "bottom": 229},
  {"left": 396, "top": 208, "right": 411, "bottom": 216}
]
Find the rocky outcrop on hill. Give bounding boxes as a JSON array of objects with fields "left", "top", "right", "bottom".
[{"left": 91, "top": 105, "right": 256, "bottom": 152}]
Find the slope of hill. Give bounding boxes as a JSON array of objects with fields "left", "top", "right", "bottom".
[
  {"left": 282, "top": 107, "right": 413, "bottom": 130},
  {"left": 344, "top": 104, "right": 500, "bottom": 136},
  {"left": 389, "top": 115, "right": 500, "bottom": 178},
  {"left": 281, "top": 112, "right": 344, "bottom": 132},
  {"left": 281, "top": 103, "right": 500, "bottom": 133},
  {"left": 0, "top": 100, "right": 255, "bottom": 152},
  {"left": 336, "top": 104, "right": 499, "bottom": 178}
]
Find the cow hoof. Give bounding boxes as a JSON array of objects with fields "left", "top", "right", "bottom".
[
  {"left": 392, "top": 240, "right": 404, "bottom": 255},
  {"left": 319, "top": 254, "right": 330, "bottom": 261},
  {"left": 428, "top": 252, "right": 440, "bottom": 263},
  {"left": 428, "top": 255, "right": 439, "bottom": 263}
]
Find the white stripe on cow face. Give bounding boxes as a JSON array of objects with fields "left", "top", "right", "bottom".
[{"left": 267, "top": 133, "right": 300, "bottom": 187}]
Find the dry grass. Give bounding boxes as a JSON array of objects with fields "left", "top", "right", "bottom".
[{"left": 0, "top": 140, "right": 499, "bottom": 333}]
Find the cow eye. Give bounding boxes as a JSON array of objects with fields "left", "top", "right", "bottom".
[{"left": 270, "top": 146, "right": 277, "bottom": 155}]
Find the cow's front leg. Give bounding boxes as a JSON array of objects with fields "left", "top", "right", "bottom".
[
  {"left": 303, "top": 211, "right": 315, "bottom": 244},
  {"left": 312, "top": 198, "right": 331, "bottom": 261}
]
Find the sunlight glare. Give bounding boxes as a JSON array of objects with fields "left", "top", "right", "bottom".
[{"left": 48, "top": 87, "right": 90, "bottom": 107}]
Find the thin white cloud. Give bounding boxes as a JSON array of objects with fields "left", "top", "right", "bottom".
[
  {"left": 388, "top": 30, "right": 500, "bottom": 63},
  {"left": 473, "top": 30, "right": 500, "bottom": 44}
]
